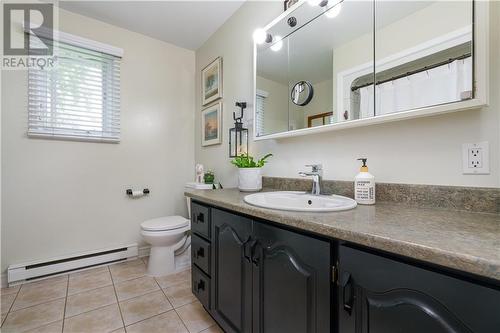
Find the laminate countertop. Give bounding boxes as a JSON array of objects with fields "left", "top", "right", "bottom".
[{"left": 185, "top": 188, "right": 500, "bottom": 282}]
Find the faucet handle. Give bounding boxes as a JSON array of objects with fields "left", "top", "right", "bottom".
[{"left": 305, "top": 164, "right": 322, "bottom": 173}]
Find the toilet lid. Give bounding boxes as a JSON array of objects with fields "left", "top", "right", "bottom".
[{"left": 141, "top": 216, "right": 189, "bottom": 231}]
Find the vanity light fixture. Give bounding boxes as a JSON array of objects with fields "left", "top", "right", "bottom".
[
  {"left": 270, "top": 36, "right": 283, "bottom": 52},
  {"left": 229, "top": 102, "right": 249, "bottom": 157},
  {"left": 308, "top": 0, "right": 323, "bottom": 7},
  {"left": 325, "top": 2, "right": 342, "bottom": 18},
  {"left": 253, "top": 28, "right": 272, "bottom": 44}
]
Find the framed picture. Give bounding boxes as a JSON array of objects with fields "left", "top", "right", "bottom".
[
  {"left": 201, "top": 102, "right": 222, "bottom": 146},
  {"left": 202, "top": 57, "right": 223, "bottom": 106},
  {"left": 284, "top": 0, "right": 299, "bottom": 11}
]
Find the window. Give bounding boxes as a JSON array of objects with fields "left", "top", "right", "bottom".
[
  {"left": 28, "top": 33, "right": 122, "bottom": 142},
  {"left": 255, "top": 90, "right": 268, "bottom": 136}
]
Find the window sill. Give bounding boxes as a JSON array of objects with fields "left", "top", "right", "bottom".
[{"left": 28, "top": 132, "right": 120, "bottom": 144}]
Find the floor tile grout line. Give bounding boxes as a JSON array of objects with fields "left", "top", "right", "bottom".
[
  {"left": 119, "top": 288, "right": 165, "bottom": 306},
  {"left": 6, "top": 296, "right": 67, "bottom": 314},
  {"left": 154, "top": 277, "right": 191, "bottom": 332},
  {"left": 8, "top": 279, "right": 69, "bottom": 313},
  {"left": 2, "top": 284, "right": 22, "bottom": 326},
  {"left": 61, "top": 274, "right": 69, "bottom": 333},
  {"left": 154, "top": 278, "right": 174, "bottom": 309},
  {"left": 122, "top": 308, "right": 177, "bottom": 330},
  {"left": 108, "top": 265, "right": 127, "bottom": 332},
  {"left": 15, "top": 318, "right": 63, "bottom": 333},
  {"left": 66, "top": 261, "right": 147, "bottom": 297},
  {"left": 121, "top": 306, "right": 173, "bottom": 328},
  {"left": 174, "top": 308, "right": 192, "bottom": 333},
  {"left": 62, "top": 299, "right": 118, "bottom": 320},
  {"left": 66, "top": 283, "right": 114, "bottom": 298}
]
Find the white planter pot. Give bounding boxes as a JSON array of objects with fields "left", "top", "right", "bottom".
[{"left": 238, "top": 168, "right": 262, "bottom": 192}]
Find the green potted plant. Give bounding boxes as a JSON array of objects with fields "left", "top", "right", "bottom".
[
  {"left": 231, "top": 153, "right": 272, "bottom": 191},
  {"left": 203, "top": 170, "right": 215, "bottom": 184}
]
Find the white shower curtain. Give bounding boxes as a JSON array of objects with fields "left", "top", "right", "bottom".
[{"left": 359, "top": 57, "right": 472, "bottom": 118}]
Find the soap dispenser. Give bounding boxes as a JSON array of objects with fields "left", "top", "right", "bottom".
[{"left": 355, "top": 158, "right": 375, "bottom": 205}]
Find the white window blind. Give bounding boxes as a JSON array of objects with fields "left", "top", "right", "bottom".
[
  {"left": 28, "top": 35, "right": 121, "bottom": 142},
  {"left": 255, "top": 90, "right": 268, "bottom": 136}
]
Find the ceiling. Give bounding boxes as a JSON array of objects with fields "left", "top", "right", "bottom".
[{"left": 58, "top": 1, "right": 245, "bottom": 50}]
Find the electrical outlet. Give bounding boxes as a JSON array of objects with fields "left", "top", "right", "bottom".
[{"left": 462, "top": 142, "right": 489, "bottom": 174}]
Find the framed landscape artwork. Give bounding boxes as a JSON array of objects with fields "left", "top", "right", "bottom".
[
  {"left": 202, "top": 102, "right": 222, "bottom": 146},
  {"left": 202, "top": 57, "right": 223, "bottom": 105}
]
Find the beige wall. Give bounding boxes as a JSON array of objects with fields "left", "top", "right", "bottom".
[
  {"left": 303, "top": 79, "right": 333, "bottom": 126},
  {"left": 1, "top": 9, "right": 195, "bottom": 271},
  {"left": 195, "top": 1, "right": 499, "bottom": 188},
  {"left": 256, "top": 76, "right": 288, "bottom": 134}
]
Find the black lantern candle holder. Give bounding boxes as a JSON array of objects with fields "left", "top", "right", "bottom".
[{"left": 229, "top": 102, "right": 249, "bottom": 157}]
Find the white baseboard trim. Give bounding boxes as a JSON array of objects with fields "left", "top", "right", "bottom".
[
  {"left": 138, "top": 246, "right": 151, "bottom": 258},
  {"left": 7, "top": 244, "right": 138, "bottom": 286}
]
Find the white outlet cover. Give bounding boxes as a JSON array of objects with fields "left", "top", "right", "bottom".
[{"left": 462, "top": 142, "right": 490, "bottom": 175}]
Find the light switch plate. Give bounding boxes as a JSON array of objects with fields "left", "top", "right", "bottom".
[{"left": 462, "top": 142, "right": 489, "bottom": 174}]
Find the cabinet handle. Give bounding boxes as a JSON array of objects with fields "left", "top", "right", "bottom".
[
  {"left": 251, "top": 241, "right": 262, "bottom": 267},
  {"left": 243, "top": 238, "right": 255, "bottom": 263},
  {"left": 197, "top": 280, "right": 205, "bottom": 291},
  {"left": 341, "top": 272, "right": 354, "bottom": 315},
  {"left": 195, "top": 247, "right": 204, "bottom": 258},
  {"left": 196, "top": 213, "right": 204, "bottom": 223}
]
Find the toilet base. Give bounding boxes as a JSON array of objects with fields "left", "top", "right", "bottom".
[{"left": 147, "top": 246, "right": 176, "bottom": 277}]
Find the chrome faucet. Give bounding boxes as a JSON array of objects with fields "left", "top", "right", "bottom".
[{"left": 299, "top": 164, "right": 323, "bottom": 195}]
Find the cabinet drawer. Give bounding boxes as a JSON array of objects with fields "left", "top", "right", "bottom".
[
  {"left": 192, "top": 234, "right": 211, "bottom": 275},
  {"left": 191, "top": 202, "right": 210, "bottom": 239},
  {"left": 192, "top": 266, "right": 210, "bottom": 309}
]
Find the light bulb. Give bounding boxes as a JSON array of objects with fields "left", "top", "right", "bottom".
[
  {"left": 270, "top": 36, "right": 283, "bottom": 52},
  {"left": 326, "top": 3, "right": 342, "bottom": 18},
  {"left": 308, "top": 0, "right": 322, "bottom": 6},
  {"left": 253, "top": 28, "right": 267, "bottom": 44}
]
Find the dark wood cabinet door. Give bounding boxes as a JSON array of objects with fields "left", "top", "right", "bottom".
[
  {"left": 338, "top": 245, "right": 500, "bottom": 333},
  {"left": 252, "top": 222, "right": 331, "bottom": 333},
  {"left": 211, "top": 208, "right": 253, "bottom": 333}
]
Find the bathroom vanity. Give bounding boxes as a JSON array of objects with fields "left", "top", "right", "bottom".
[{"left": 186, "top": 189, "right": 500, "bottom": 333}]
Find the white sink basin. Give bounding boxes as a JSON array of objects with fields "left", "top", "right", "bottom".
[{"left": 244, "top": 191, "right": 357, "bottom": 212}]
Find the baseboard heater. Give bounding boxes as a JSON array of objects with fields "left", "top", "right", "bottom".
[{"left": 7, "top": 244, "right": 138, "bottom": 285}]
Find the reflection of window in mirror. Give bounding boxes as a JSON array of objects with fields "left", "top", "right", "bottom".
[
  {"left": 308, "top": 112, "right": 333, "bottom": 128},
  {"left": 255, "top": 90, "right": 268, "bottom": 136}
]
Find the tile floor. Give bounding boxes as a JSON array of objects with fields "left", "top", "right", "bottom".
[{"left": 0, "top": 257, "right": 222, "bottom": 333}]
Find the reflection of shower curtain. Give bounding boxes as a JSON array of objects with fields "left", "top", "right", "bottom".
[{"left": 359, "top": 57, "right": 472, "bottom": 118}]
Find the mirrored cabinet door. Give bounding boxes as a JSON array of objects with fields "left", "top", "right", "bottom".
[
  {"left": 256, "top": 37, "right": 290, "bottom": 136},
  {"left": 373, "top": 0, "right": 473, "bottom": 117},
  {"left": 254, "top": 0, "right": 478, "bottom": 139}
]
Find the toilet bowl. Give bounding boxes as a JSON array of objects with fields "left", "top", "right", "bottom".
[{"left": 141, "top": 215, "right": 190, "bottom": 277}]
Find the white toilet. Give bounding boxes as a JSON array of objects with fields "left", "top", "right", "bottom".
[{"left": 141, "top": 215, "right": 190, "bottom": 277}]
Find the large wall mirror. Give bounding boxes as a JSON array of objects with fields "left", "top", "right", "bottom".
[{"left": 254, "top": 0, "right": 487, "bottom": 140}]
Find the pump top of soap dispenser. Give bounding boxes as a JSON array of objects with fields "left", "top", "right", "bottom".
[{"left": 357, "top": 158, "right": 369, "bottom": 172}]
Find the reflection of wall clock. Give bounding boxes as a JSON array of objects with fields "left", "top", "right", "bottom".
[{"left": 291, "top": 81, "right": 314, "bottom": 106}]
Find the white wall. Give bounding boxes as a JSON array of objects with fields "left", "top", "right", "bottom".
[
  {"left": 195, "top": 1, "right": 499, "bottom": 189},
  {"left": 1, "top": 8, "right": 195, "bottom": 272}
]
